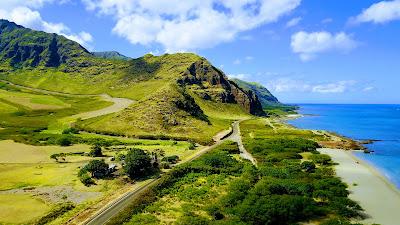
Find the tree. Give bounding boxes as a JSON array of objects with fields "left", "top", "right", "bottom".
[
  {"left": 83, "top": 160, "right": 109, "bottom": 178},
  {"left": 58, "top": 136, "right": 72, "bottom": 146},
  {"left": 89, "top": 144, "right": 102, "bottom": 157},
  {"left": 124, "top": 149, "right": 152, "bottom": 179}
]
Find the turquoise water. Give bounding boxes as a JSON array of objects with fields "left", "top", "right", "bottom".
[{"left": 288, "top": 104, "right": 400, "bottom": 189}]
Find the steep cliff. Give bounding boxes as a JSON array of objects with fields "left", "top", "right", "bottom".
[
  {"left": 179, "top": 60, "right": 266, "bottom": 116},
  {"left": 231, "top": 78, "right": 281, "bottom": 107}
]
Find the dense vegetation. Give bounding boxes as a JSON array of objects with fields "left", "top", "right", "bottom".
[{"left": 107, "top": 135, "right": 362, "bottom": 225}]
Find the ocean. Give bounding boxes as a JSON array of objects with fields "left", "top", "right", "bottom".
[{"left": 287, "top": 104, "right": 400, "bottom": 189}]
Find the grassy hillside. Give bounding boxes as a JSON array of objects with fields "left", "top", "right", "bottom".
[
  {"left": 0, "top": 19, "right": 90, "bottom": 68},
  {"left": 0, "top": 20, "right": 268, "bottom": 143}
]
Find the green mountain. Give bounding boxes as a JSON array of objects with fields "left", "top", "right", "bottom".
[
  {"left": 0, "top": 19, "right": 90, "bottom": 68},
  {"left": 231, "top": 78, "right": 280, "bottom": 107},
  {"left": 0, "top": 20, "right": 266, "bottom": 143},
  {"left": 92, "top": 51, "right": 131, "bottom": 60}
]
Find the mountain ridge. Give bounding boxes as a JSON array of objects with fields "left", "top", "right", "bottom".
[
  {"left": 231, "top": 78, "right": 281, "bottom": 107},
  {"left": 92, "top": 51, "right": 131, "bottom": 60},
  {"left": 0, "top": 19, "right": 90, "bottom": 68},
  {"left": 0, "top": 19, "right": 268, "bottom": 142}
]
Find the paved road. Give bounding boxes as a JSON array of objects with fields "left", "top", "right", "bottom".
[{"left": 82, "top": 122, "right": 250, "bottom": 225}]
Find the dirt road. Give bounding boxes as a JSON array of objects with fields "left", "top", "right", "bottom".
[
  {"left": 227, "top": 121, "right": 257, "bottom": 165},
  {"left": 0, "top": 80, "right": 134, "bottom": 121}
]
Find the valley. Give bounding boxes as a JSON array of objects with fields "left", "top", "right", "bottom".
[{"left": 0, "top": 19, "right": 367, "bottom": 225}]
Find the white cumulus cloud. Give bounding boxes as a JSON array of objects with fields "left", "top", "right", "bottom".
[
  {"left": 0, "top": 2, "right": 93, "bottom": 48},
  {"left": 267, "top": 78, "right": 357, "bottom": 94},
  {"left": 291, "top": 31, "right": 357, "bottom": 61},
  {"left": 228, "top": 74, "right": 249, "bottom": 80},
  {"left": 286, "top": 17, "right": 301, "bottom": 27},
  {"left": 312, "top": 80, "right": 356, "bottom": 93},
  {"left": 83, "top": 0, "right": 301, "bottom": 52},
  {"left": 351, "top": 0, "right": 400, "bottom": 24}
]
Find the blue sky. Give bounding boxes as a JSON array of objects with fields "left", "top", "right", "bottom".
[{"left": 1, "top": 0, "right": 400, "bottom": 104}]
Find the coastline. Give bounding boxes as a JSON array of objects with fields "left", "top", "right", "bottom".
[
  {"left": 320, "top": 148, "right": 400, "bottom": 225},
  {"left": 352, "top": 150, "right": 400, "bottom": 191}
]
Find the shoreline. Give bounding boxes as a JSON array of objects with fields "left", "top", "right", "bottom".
[
  {"left": 319, "top": 148, "right": 400, "bottom": 225},
  {"left": 351, "top": 150, "right": 400, "bottom": 192}
]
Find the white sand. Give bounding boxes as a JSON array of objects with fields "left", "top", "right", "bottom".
[{"left": 319, "top": 148, "right": 400, "bottom": 225}]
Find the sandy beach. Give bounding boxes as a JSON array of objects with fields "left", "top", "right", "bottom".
[{"left": 319, "top": 148, "right": 400, "bottom": 225}]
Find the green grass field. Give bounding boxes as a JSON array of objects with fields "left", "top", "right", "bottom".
[
  {"left": 0, "top": 193, "right": 51, "bottom": 224},
  {"left": 0, "top": 100, "right": 17, "bottom": 113},
  {"left": 0, "top": 88, "right": 70, "bottom": 110},
  {"left": 0, "top": 131, "right": 199, "bottom": 223}
]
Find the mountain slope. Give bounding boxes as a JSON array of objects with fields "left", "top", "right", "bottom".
[
  {"left": 231, "top": 78, "right": 280, "bottom": 107},
  {"left": 92, "top": 51, "right": 131, "bottom": 60},
  {"left": 0, "top": 20, "right": 265, "bottom": 143},
  {"left": 0, "top": 20, "right": 90, "bottom": 68}
]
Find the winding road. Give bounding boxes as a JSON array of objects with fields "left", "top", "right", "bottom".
[
  {"left": 0, "top": 80, "right": 134, "bottom": 121},
  {"left": 0, "top": 80, "right": 256, "bottom": 224},
  {"left": 81, "top": 121, "right": 256, "bottom": 225}
]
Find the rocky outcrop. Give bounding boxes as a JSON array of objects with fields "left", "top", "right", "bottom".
[
  {"left": 179, "top": 59, "right": 266, "bottom": 116},
  {"left": 231, "top": 78, "right": 281, "bottom": 107}
]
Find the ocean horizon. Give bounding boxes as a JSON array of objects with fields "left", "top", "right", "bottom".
[{"left": 287, "top": 104, "right": 400, "bottom": 189}]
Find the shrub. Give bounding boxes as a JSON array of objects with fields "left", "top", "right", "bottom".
[
  {"left": 58, "top": 136, "right": 72, "bottom": 146},
  {"left": 235, "top": 195, "right": 319, "bottom": 225},
  {"left": 160, "top": 162, "right": 171, "bottom": 169},
  {"left": 310, "top": 154, "right": 332, "bottom": 165},
  {"left": 265, "top": 152, "right": 302, "bottom": 162},
  {"left": 176, "top": 215, "right": 210, "bottom": 225},
  {"left": 188, "top": 141, "right": 196, "bottom": 150},
  {"left": 161, "top": 155, "right": 179, "bottom": 164},
  {"left": 89, "top": 144, "right": 103, "bottom": 157},
  {"left": 79, "top": 173, "right": 94, "bottom": 186},
  {"left": 35, "top": 202, "right": 75, "bottom": 225},
  {"left": 62, "top": 127, "right": 79, "bottom": 134},
  {"left": 301, "top": 161, "right": 316, "bottom": 172}
]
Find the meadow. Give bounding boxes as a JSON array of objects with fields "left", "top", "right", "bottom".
[{"left": 0, "top": 81, "right": 204, "bottom": 224}]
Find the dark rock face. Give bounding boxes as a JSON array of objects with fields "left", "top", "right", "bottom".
[
  {"left": 0, "top": 19, "right": 89, "bottom": 68},
  {"left": 231, "top": 78, "right": 280, "bottom": 107},
  {"left": 179, "top": 60, "right": 266, "bottom": 116}
]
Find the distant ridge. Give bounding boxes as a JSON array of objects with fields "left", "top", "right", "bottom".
[
  {"left": 231, "top": 78, "right": 281, "bottom": 107},
  {"left": 92, "top": 51, "right": 131, "bottom": 60}
]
